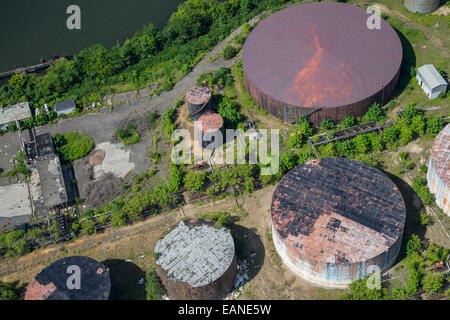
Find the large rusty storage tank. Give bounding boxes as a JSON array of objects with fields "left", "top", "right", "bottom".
[
  {"left": 427, "top": 124, "right": 450, "bottom": 216},
  {"left": 404, "top": 0, "right": 440, "bottom": 14},
  {"left": 196, "top": 112, "right": 224, "bottom": 150},
  {"left": 242, "top": 2, "right": 403, "bottom": 126},
  {"left": 271, "top": 158, "right": 406, "bottom": 288},
  {"left": 154, "top": 219, "right": 237, "bottom": 300},
  {"left": 186, "top": 86, "right": 212, "bottom": 120},
  {"left": 25, "top": 256, "right": 111, "bottom": 300}
]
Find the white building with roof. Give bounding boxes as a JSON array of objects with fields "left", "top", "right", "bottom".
[{"left": 416, "top": 64, "right": 448, "bottom": 99}]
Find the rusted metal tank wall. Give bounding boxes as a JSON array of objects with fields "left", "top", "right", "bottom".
[
  {"left": 404, "top": 0, "right": 440, "bottom": 14},
  {"left": 427, "top": 157, "right": 450, "bottom": 215},
  {"left": 157, "top": 255, "right": 237, "bottom": 300},
  {"left": 243, "top": 67, "right": 400, "bottom": 126},
  {"left": 271, "top": 222, "right": 402, "bottom": 288},
  {"left": 188, "top": 101, "right": 210, "bottom": 120}
]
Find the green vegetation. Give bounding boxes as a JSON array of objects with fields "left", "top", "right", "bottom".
[
  {"left": 162, "top": 107, "right": 177, "bottom": 140},
  {"left": 184, "top": 170, "right": 208, "bottom": 193},
  {"left": 196, "top": 67, "right": 234, "bottom": 87},
  {"left": 115, "top": 125, "right": 140, "bottom": 145},
  {"left": 145, "top": 267, "right": 165, "bottom": 300},
  {"left": 223, "top": 45, "right": 239, "bottom": 60},
  {"left": 0, "top": 281, "right": 20, "bottom": 300},
  {"left": 3, "top": 151, "right": 31, "bottom": 179},
  {"left": 53, "top": 131, "right": 94, "bottom": 163},
  {"left": 199, "top": 211, "right": 232, "bottom": 229},
  {"left": 217, "top": 95, "right": 242, "bottom": 128}
]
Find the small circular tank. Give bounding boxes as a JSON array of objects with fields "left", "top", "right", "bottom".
[
  {"left": 186, "top": 86, "right": 212, "bottom": 120},
  {"left": 427, "top": 123, "right": 450, "bottom": 216},
  {"left": 25, "top": 256, "right": 111, "bottom": 300},
  {"left": 196, "top": 112, "right": 224, "bottom": 150},
  {"left": 404, "top": 0, "right": 440, "bottom": 14},
  {"left": 271, "top": 158, "right": 406, "bottom": 288},
  {"left": 154, "top": 219, "right": 237, "bottom": 300}
]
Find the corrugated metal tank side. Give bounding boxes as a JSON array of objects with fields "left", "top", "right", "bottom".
[
  {"left": 157, "top": 255, "right": 237, "bottom": 300},
  {"left": 188, "top": 101, "right": 210, "bottom": 120},
  {"left": 271, "top": 221, "right": 402, "bottom": 288},
  {"left": 428, "top": 157, "right": 450, "bottom": 215},
  {"left": 404, "top": 0, "right": 440, "bottom": 14},
  {"left": 243, "top": 64, "right": 400, "bottom": 126}
]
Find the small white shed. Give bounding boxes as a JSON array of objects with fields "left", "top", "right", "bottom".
[{"left": 416, "top": 64, "right": 448, "bottom": 99}]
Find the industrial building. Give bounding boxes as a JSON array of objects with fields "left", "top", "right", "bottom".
[
  {"left": 270, "top": 158, "right": 406, "bottom": 288},
  {"left": 25, "top": 256, "right": 111, "bottom": 300},
  {"left": 0, "top": 101, "right": 32, "bottom": 129},
  {"left": 53, "top": 98, "right": 76, "bottom": 116},
  {"left": 154, "top": 219, "right": 237, "bottom": 300},
  {"left": 242, "top": 2, "right": 403, "bottom": 126},
  {"left": 186, "top": 86, "right": 212, "bottom": 120},
  {"left": 427, "top": 124, "right": 450, "bottom": 216},
  {"left": 404, "top": 0, "right": 440, "bottom": 14},
  {"left": 196, "top": 112, "right": 224, "bottom": 150},
  {"left": 416, "top": 64, "right": 448, "bottom": 99}
]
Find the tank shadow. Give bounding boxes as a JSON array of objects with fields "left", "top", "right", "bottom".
[
  {"left": 391, "top": 28, "right": 417, "bottom": 99},
  {"left": 229, "top": 221, "right": 265, "bottom": 284},
  {"left": 383, "top": 171, "right": 427, "bottom": 264},
  {"left": 102, "top": 259, "right": 146, "bottom": 300}
]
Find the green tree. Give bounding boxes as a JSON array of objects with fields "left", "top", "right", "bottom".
[
  {"left": 218, "top": 95, "right": 241, "bottom": 128},
  {"left": 340, "top": 115, "right": 356, "bottom": 128},
  {"left": 145, "top": 267, "right": 166, "bottom": 300},
  {"left": 184, "top": 170, "right": 207, "bottom": 193},
  {"left": 0, "top": 281, "right": 19, "bottom": 300},
  {"left": 353, "top": 134, "right": 371, "bottom": 154},
  {"left": 422, "top": 272, "right": 445, "bottom": 295},
  {"left": 426, "top": 116, "right": 446, "bottom": 134},
  {"left": 223, "top": 45, "right": 239, "bottom": 60},
  {"left": 363, "top": 103, "right": 384, "bottom": 122},
  {"left": 341, "top": 277, "right": 385, "bottom": 300}
]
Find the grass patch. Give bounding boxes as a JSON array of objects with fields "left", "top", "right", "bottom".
[
  {"left": 53, "top": 132, "right": 95, "bottom": 163},
  {"left": 115, "top": 125, "right": 140, "bottom": 145}
]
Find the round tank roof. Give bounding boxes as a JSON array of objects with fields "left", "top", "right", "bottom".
[
  {"left": 242, "top": 2, "right": 403, "bottom": 109},
  {"left": 25, "top": 256, "right": 110, "bottom": 300},
  {"left": 186, "top": 86, "right": 211, "bottom": 105},
  {"left": 197, "top": 112, "right": 224, "bottom": 132},
  {"left": 271, "top": 158, "right": 406, "bottom": 265},
  {"left": 431, "top": 123, "right": 450, "bottom": 185},
  {"left": 154, "top": 219, "right": 235, "bottom": 287}
]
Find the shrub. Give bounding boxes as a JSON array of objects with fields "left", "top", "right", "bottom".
[
  {"left": 145, "top": 267, "right": 165, "bottom": 300},
  {"left": 0, "top": 281, "right": 19, "bottom": 300},
  {"left": 320, "top": 118, "right": 334, "bottom": 130},
  {"left": 340, "top": 115, "right": 357, "bottom": 128},
  {"left": 184, "top": 170, "right": 207, "bottom": 193},
  {"left": 115, "top": 126, "right": 140, "bottom": 145},
  {"left": 422, "top": 273, "right": 446, "bottom": 295},
  {"left": 200, "top": 211, "right": 232, "bottom": 229},
  {"left": 426, "top": 116, "right": 446, "bottom": 134},
  {"left": 363, "top": 103, "right": 384, "bottom": 122},
  {"left": 217, "top": 95, "right": 241, "bottom": 128},
  {"left": 53, "top": 132, "right": 94, "bottom": 163},
  {"left": 222, "top": 45, "right": 239, "bottom": 60}
]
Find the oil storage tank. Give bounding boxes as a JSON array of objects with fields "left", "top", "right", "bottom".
[
  {"left": 186, "top": 86, "right": 212, "bottom": 120},
  {"left": 404, "top": 0, "right": 440, "bottom": 14},
  {"left": 195, "top": 112, "right": 224, "bottom": 150},
  {"left": 271, "top": 158, "right": 406, "bottom": 288},
  {"left": 242, "top": 2, "right": 403, "bottom": 126},
  {"left": 25, "top": 256, "right": 111, "bottom": 300},
  {"left": 427, "top": 124, "right": 450, "bottom": 216},
  {"left": 154, "top": 219, "right": 237, "bottom": 300}
]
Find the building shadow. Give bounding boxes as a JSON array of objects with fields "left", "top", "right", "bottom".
[
  {"left": 102, "top": 259, "right": 147, "bottom": 300},
  {"left": 230, "top": 222, "right": 265, "bottom": 283}
]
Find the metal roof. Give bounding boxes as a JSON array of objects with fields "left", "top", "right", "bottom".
[
  {"left": 271, "top": 158, "right": 406, "bottom": 265},
  {"left": 155, "top": 219, "right": 235, "bottom": 287},
  {"left": 242, "top": 2, "right": 403, "bottom": 109},
  {"left": 417, "top": 64, "right": 447, "bottom": 90},
  {"left": 53, "top": 99, "right": 76, "bottom": 113},
  {"left": 431, "top": 124, "right": 450, "bottom": 185},
  {"left": 0, "top": 101, "right": 31, "bottom": 125},
  {"left": 25, "top": 256, "right": 110, "bottom": 300}
]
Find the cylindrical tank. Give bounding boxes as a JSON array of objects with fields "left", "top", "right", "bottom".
[
  {"left": 242, "top": 2, "right": 403, "bottom": 126},
  {"left": 186, "top": 86, "right": 212, "bottom": 120},
  {"left": 25, "top": 256, "right": 111, "bottom": 300},
  {"left": 271, "top": 158, "right": 406, "bottom": 288},
  {"left": 427, "top": 124, "right": 450, "bottom": 216},
  {"left": 154, "top": 219, "right": 236, "bottom": 300},
  {"left": 404, "top": 0, "right": 440, "bottom": 14},
  {"left": 195, "top": 112, "right": 224, "bottom": 150}
]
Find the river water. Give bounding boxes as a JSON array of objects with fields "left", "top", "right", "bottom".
[{"left": 0, "top": 0, "right": 184, "bottom": 72}]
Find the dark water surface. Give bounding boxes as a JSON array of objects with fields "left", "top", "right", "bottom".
[{"left": 0, "top": 0, "right": 184, "bottom": 72}]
